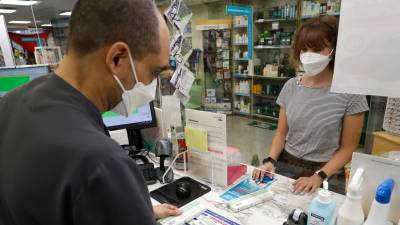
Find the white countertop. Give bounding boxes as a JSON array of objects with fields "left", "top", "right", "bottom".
[{"left": 148, "top": 166, "right": 345, "bottom": 225}]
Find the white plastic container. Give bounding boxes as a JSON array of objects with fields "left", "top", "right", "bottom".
[
  {"left": 363, "top": 179, "right": 395, "bottom": 225},
  {"left": 337, "top": 168, "right": 365, "bottom": 225}
]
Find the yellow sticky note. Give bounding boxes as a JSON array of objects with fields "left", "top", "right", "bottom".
[{"left": 185, "top": 126, "right": 208, "bottom": 152}]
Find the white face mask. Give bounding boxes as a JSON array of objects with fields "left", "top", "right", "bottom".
[
  {"left": 111, "top": 52, "right": 157, "bottom": 117},
  {"left": 300, "top": 49, "right": 333, "bottom": 76}
]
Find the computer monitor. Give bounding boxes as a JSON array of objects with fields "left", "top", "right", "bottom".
[
  {"left": 103, "top": 102, "right": 157, "bottom": 152},
  {"left": 102, "top": 102, "right": 157, "bottom": 131}
]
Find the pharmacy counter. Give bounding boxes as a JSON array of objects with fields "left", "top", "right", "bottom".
[{"left": 149, "top": 165, "right": 345, "bottom": 225}]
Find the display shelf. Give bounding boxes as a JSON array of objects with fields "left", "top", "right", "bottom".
[
  {"left": 233, "top": 43, "right": 248, "bottom": 46},
  {"left": 234, "top": 58, "right": 249, "bottom": 61},
  {"left": 253, "top": 94, "right": 278, "bottom": 100},
  {"left": 301, "top": 12, "right": 340, "bottom": 20},
  {"left": 233, "top": 24, "right": 248, "bottom": 28},
  {"left": 234, "top": 110, "right": 251, "bottom": 116},
  {"left": 233, "top": 74, "right": 251, "bottom": 79},
  {"left": 254, "top": 45, "right": 291, "bottom": 49},
  {"left": 253, "top": 114, "right": 279, "bottom": 121},
  {"left": 254, "top": 18, "right": 297, "bottom": 23},
  {"left": 234, "top": 93, "right": 251, "bottom": 97},
  {"left": 252, "top": 75, "right": 291, "bottom": 80}
]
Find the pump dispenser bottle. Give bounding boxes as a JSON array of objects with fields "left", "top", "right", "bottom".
[
  {"left": 337, "top": 168, "right": 365, "bottom": 225},
  {"left": 307, "top": 181, "right": 337, "bottom": 225}
]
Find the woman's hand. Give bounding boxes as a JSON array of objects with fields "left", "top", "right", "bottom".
[
  {"left": 292, "top": 174, "right": 322, "bottom": 194},
  {"left": 252, "top": 162, "right": 276, "bottom": 181},
  {"left": 153, "top": 204, "right": 182, "bottom": 220}
]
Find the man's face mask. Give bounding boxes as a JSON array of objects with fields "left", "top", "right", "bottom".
[{"left": 111, "top": 51, "right": 157, "bottom": 117}]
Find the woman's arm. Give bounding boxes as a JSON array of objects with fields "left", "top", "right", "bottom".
[
  {"left": 293, "top": 112, "right": 365, "bottom": 193},
  {"left": 321, "top": 112, "right": 365, "bottom": 177},
  {"left": 268, "top": 107, "right": 289, "bottom": 160},
  {"left": 253, "top": 107, "right": 289, "bottom": 180}
]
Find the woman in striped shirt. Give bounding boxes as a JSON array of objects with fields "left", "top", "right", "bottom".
[{"left": 252, "top": 16, "right": 369, "bottom": 194}]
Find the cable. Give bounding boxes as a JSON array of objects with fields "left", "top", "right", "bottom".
[{"left": 30, "top": 5, "right": 42, "bottom": 47}]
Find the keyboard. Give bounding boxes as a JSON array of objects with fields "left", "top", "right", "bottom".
[{"left": 137, "top": 163, "right": 157, "bottom": 185}]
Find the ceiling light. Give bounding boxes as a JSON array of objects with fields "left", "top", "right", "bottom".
[
  {"left": 9, "top": 20, "right": 30, "bottom": 24},
  {"left": 0, "top": 8, "right": 16, "bottom": 13},
  {"left": 41, "top": 23, "right": 51, "bottom": 27},
  {"left": 0, "top": 1, "right": 40, "bottom": 6},
  {"left": 59, "top": 11, "right": 71, "bottom": 16}
]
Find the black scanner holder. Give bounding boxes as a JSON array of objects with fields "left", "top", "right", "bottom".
[{"left": 154, "top": 138, "right": 174, "bottom": 183}]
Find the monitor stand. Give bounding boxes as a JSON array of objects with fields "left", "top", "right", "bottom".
[{"left": 127, "top": 128, "right": 143, "bottom": 152}]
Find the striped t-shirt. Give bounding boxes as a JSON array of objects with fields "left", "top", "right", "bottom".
[{"left": 276, "top": 78, "right": 369, "bottom": 162}]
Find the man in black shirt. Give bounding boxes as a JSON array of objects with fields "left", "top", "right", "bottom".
[{"left": 0, "top": 0, "right": 181, "bottom": 224}]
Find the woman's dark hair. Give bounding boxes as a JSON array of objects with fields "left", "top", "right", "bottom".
[{"left": 290, "top": 16, "right": 339, "bottom": 71}]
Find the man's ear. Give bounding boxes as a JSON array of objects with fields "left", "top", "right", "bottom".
[{"left": 105, "top": 42, "right": 130, "bottom": 78}]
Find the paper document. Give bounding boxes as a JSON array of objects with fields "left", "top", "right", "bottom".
[
  {"left": 185, "top": 109, "right": 227, "bottom": 155},
  {"left": 331, "top": 0, "right": 400, "bottom": 97},
  {"left": 164, "top": 0, "right": 193, "bottom": 33},
  {"left": 109, "top": 129, "right": 129, "bottom": 145},
  {"left": 173, "top": 89, "right": 190, "bottom": 106},
  {"left": 219, "top": 177, "right": 275, "bottom": 201},
  {"left": 170, "top": 65, "right": 195, "bottom": 97},
  {"left": 185, "top": 126, "right": 208, "bottom": 152},
  {"left": 162, "top": 95, "right": 182, "bottom": 128},
  {"left": 159, "top": 201, "right": 240, "bottom": 225},
  {"left": 185, "top": 109, "right": 228, "bottom": 187}
]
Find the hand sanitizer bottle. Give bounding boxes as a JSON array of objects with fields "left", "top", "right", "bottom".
[
  {"left": 307, "top": 180, "right": 337, "bottom": 225},
  {"left": 337, "top": 168, "right": 365, "bottom": 225},
  {"left": 363, "top": 179, "right": 395, "bottom": 225}
]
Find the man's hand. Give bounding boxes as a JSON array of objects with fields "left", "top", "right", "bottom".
[
  {"left": 292, "top": 174, "right": 323, "bottom": 194},
  {"left": 153, "top": 204, "right": 182, "bottom": 220}
]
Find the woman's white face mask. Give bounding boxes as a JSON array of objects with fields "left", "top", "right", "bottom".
[
  {"left": 111, "top": 52, "right": 157, "bottom": 117},
  {"left": 300, "top": 49, "right": 334, "bottom": 76}
]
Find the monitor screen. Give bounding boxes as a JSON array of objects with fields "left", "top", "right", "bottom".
[{"left": 102, "top": 102, "right": 157, "bottom": 131}]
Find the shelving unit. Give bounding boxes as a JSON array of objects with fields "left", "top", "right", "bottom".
[
  {"left": 203, "top": 28, "right": 232, "bottom": 114},
  {"left": 253, "top": 114, "right": 278, "bottom": 121},
  {"left": 251, "top": 0, "right": 298, "bottom": 124},
  {"left": 254, "top": 45, "right": 291, "bottom": 49},
  {"left": 231, "top": 15, "right": 252, "bottom": 116},
  {"left": 226, "top": 0, "right": 344, "bottom": 127},
  {"left": 300, "top": 0, "right": 341, "bottom": 20}
]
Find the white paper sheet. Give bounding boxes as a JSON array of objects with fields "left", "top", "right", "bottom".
[
  {"left": 331, "top": 0, "right": 400, "bottom": 97},
  {"left": 185, "top": 109, "right": 227, "bottom": 155},
  {"left": 161, "top": 95, "right": 182, "bottom": 128},
  {"left": 109, "top": 129, "right": 129, "bottom": 145},
  {"left": 170, "top": 65, "right": 195, "bottom": 97},
  {"left": 164, "top": 0, "right": 192, "bottom": 33},
  {"left": 185, "top": 109, "right": 228, "bottom": 187},
  {"left": 173, "top": 89, "right": 190, "bottom": 106}
]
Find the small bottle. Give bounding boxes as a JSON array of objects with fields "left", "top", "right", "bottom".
[
  {"left": 363, "top": 179, "right": 395, "bottom": 225},
  {"left": 307, "top": 181, "right": 337, "bottom": 225}
]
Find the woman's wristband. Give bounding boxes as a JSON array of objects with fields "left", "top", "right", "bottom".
[{"left": 262, "top": 157, "right": 277, "bottom": 167}]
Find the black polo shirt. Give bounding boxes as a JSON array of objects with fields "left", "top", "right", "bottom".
[{"left": 0, "top": 74, "right": 156, "bottom": 225}]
